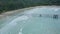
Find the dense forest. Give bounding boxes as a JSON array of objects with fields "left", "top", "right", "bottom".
[{"left": 0, "top": 0, "right": 60, "bottom": 13}]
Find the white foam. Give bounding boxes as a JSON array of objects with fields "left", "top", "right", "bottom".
[
  {"left": 0, "top": 15, "right": 29, "bottom": 34},
  {"left": 54, "top": 9, "right": 59, "bottom": 11},
  {"left": 19, "top": 32, "right": 22, "bottom": 34},
  {"left": 10, "top": 15, "right": 29, "bottom": 23},
  {"left": 20, "top": 28, "right": 22, "bottom": 32}
]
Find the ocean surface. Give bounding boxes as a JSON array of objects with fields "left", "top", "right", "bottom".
[{"left": 0, "top": 6, "right": 60, "bottom": 34}]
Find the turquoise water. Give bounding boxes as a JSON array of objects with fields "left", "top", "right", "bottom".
[
  {"left": 22, "top": 17, "right": 60, "bottom": 34},
  {"left": 0, "top": 7, "right": 60, "bottom": 34}
]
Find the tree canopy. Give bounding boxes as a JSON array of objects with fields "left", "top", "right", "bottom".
[{"left": 0, "top": 0, "right": 60, "bottom": 13}]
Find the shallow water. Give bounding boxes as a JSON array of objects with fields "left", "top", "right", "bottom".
[
  {"left": 0, "top": 7, "right": 60, "bottom": 34},
  {"left": 22, "top": 17, "right": 60, "bottom": 34}
]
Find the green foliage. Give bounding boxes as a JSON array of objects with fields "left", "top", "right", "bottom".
[{"left": 0, "top": 0, "right": 60, "bottom": 13}]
